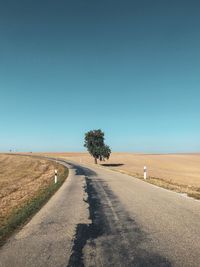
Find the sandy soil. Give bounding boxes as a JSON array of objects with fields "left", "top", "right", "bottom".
[
  {"left": 40, "top": 152, "right": 200, "bottom": 188},
  {"left": 0, "top": 154, "right": 62, "bottom": 227}
]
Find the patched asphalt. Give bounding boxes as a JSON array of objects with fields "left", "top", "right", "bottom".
[{"left": 1, "top": 160, "right": 200, "bottom": 266}]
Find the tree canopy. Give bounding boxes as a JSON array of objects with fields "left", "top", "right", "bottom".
[{"left": 84, "top": 129, "right": 111, "bottom": 164}]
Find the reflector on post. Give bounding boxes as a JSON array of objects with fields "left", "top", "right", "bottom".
[
  {"left": 55, "top": 169, "right": 58, "bottom": 184},
  {"left": 144, "top": 166, "right": 147, "bottom": 180}
]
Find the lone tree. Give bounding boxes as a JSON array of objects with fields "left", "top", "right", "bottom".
[{"left": 84, "top": 129, "right": 111, "bottom": 164}]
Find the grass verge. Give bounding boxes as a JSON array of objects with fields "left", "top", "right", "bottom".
[{"left": 0, "top": 164, "right": 68, "bottom": 247}]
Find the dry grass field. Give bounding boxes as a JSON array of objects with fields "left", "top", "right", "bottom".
[
  {"left": 0, "top": 154, "right": 66, "bottom": 234},
  {"left": 41, "top": 152, "right": 200, "bottom": 198}
]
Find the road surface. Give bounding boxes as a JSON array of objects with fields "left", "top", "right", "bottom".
[{"left": 0, "top": 159, "right": 200, "bottom": 267}]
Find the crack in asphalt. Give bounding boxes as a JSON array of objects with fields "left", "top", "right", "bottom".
[{"left": 67, "top": 175, "right": 106, "bottom": 267}]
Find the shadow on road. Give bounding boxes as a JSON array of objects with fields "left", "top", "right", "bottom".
[
  {"left": 101, "top": 163, "right": 124, "bottom": 167},
  {"left": 66, "top": 163, "right": 171, "bottom": 267}
]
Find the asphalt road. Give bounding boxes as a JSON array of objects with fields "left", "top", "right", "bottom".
[{"left": 1, "top": 160, "right": 200, "bottom": 267}]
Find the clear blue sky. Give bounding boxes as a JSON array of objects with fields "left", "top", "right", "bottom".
[{"left": 0, "top": 0, "right": 200, "bottom": 152}]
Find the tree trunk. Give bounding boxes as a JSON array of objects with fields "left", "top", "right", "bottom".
[{"left": 94, "top": 158, "right": 97, "bottom": 164}]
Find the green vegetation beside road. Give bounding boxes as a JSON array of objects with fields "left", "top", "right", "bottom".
[{"left": 0, "top": 162, "right": 68, "bottom": 246}]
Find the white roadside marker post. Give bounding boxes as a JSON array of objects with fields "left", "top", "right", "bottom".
[
  {"left": 55, "top": 169, "right": 58, "bottom": 184},
  {"left": 144, "top": 166, "right": 147, "bottom": 180}
]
